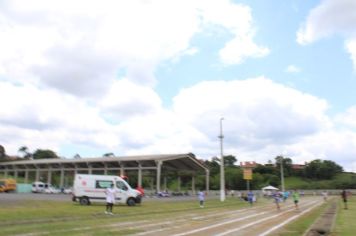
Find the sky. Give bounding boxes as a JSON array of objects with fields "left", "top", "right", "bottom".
[{"left": 1, "top": 0, "right": 356, "bottom": 172}]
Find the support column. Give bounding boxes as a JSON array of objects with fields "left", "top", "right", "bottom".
[
  {"left": 104, "top": 163, "right": 108, "bottom": 175},
  {"left": 206, "top": 169, "right": 210, "bottom": 194},
  {"left": 35, "top": 169, "right": 40, "bottom": 182},
  {"left": 138, "top": 163, "right": 142, "bottom": 188},
  {"left": 120, "top": 163, "right": 125, "bottom": 177},
  {"left": 88, "top": 164, "right": 92, "bottom": 174},
  {"left": 163, "top": 176, "right": 167, "bottom": 191},
  {"left": 191, "top": 175, "right": 196, "bottom": 195},
  {"left": 60, "top": 169, "right": 65, "bottom": 188},
  {"left": 177, "top": 176, "right": 181, "bottom": 192},
  {"left": 47, "top": 168, "right": 52, "bottom": 184},
  {"left": 4, "top": 169, "right": 8, "bottom": 178},
  {"left": 156, "top": 160, "right": 162, "bottom": 193},
  {"left": 14, "top": 170, "right": 18, "bottom": 179},
  {"left": 24, "top": 170, "right": 29, "bottom": 184}
]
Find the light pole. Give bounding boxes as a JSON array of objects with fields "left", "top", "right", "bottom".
[
  {"left": 219, "top": 117, "right": 225, "bottom": 202},
  {"left": 280, "top": 156, "right": 285, "bottom": 192}
]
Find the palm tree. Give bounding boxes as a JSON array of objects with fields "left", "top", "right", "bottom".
[
  {"left": 103, "top": 152, "right": 115, "bottom": 157},
  {"left": 73, "top": 154, "right": 81, "bottom": 159},
  {"left": 18, "top": 146, "right": 32, "bottom": 159}
]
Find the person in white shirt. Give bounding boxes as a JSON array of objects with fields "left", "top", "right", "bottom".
[
  {"left": 198, "top": 190, "right": 205, "bottom": 208},
  {"left": 105, "top": 183, "right": 116, "bottom": 215}
]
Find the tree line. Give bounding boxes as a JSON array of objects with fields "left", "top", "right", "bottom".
[{"left": 198, "top": 154, "right": 348, "bottom": 190}]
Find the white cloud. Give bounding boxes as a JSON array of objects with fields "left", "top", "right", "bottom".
[
  {"left": 334, "top": 106, "right": 356, "bottom": 128},
  {"left": 204, "top": 2, "right": 270, "bottom": 65},
  {"left": 0, "top": 81, "right": 119, "bottom": 154},
  {"left": 297, "top": 0, "right": 356, "bottom": 45},
  {"left": 219, "top": 35, "right": 270, "bottom": 65},
  {"left": 286, "top": 65, "right": 301, "bottom": 73},
  {"left": 0, "top": 0, "right": 268, "bottom": 94},
  {"left": 297, "top": 0, "right": 356, "bottom": 71},
  {"left": 173, "top": 77, "right": 330, "bottom": 147},
  {"left": 345, "top": 39, "right": 356, "bottom": 71},
  {"left": 99, "top": 78, "right": 163, "bottom": 121}
]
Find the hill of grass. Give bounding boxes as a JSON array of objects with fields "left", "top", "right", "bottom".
[{"left": 284, "top": 172, "right": 356, "bottom": 190}]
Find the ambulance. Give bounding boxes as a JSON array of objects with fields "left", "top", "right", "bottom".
[{"left": 72, "top": 174, "right": 142, "bottom": 206}]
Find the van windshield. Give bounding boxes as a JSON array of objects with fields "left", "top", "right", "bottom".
[{"left": 116, "top": 181, "right": 128, "bottom": 191}]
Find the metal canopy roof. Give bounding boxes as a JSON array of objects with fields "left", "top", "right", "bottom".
[{"left": 0, "top": 153, "right": 208, "bottom": 173}]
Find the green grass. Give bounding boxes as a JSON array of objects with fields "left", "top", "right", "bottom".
[
  {"left": 1, "top": 196, "right": 353, "bottom": 235},
  {"left": 332, "top": 197, "right": 356, "bottom": 235},
  {"left": 0, "top": 197, "right": 255, "bottom": 235},
  {"left": 284, "top": 177, "right": 311, "bottom": 189}
]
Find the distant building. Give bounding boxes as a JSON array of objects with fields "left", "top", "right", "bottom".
[{"left": 291, "top": 164, "right": 305, "bottom": 170}]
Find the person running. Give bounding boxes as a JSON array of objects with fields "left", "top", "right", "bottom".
[
  {"left": 247, "top": 191, "right": 254, "bottom": 206},
  {"left": 283, "top": 191, "right": 290, "bottom": 202},
  {"left": 292, "top": 189, "right": 300, "bottom": 210},
  {"left": 105, "top": 183, "right": 117, "bottom": 215},
  {"left": 198, "top": 190, "right": 205, "bottom": 208},
  {"left": 341, "top": 189, "right": 348, "bottom": 209},
  {"left": 272, "top": 190, "right": 281, "bottom": 210}
]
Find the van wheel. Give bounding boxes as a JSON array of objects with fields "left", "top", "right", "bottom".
[
  {"left": 127, "top": 198, "right": 136, "bottom": 206},
  {"left": 79, "top": 197, "right": 90, "bottom": 205}
]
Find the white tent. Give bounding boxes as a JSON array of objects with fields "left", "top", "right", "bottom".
[
  {"left": 262, "top": 185, "right": 279, "bottom": 196},
  {"left": 262, "top": 185, "right": 279, "bottom": 191}
]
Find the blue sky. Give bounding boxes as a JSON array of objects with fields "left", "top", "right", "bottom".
[{"left": 1, "top": 0, "right": 356, "bottom": 172}]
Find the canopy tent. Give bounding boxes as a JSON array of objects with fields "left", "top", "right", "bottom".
[{"left": 262, "top": 185, "right": 279, "bottom": 191}]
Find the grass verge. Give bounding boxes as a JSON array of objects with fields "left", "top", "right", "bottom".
[
  {"left": 272, "top": 200, "right": 328, "bottom": 236},
  {"left": 331, "top": 196, "right": 355, "bottom": 236}
]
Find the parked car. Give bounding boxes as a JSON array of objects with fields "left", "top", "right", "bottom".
[
  {"left": 44, "top": 185, "right": 60, "bottom": 194},
  {"left": 32, "top": 181, "right": 46, "bottom": 193}
]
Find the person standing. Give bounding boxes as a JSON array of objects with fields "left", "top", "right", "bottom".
[
  {"left": 341, "top": 189, "right": 348, "bottom": 210},
  {"left": 105, "top": 183, "right": 116, "bottom": 215},
  {"left": 292, "top": 189, "right": 300, "bottom": 210},
  {"left": 198, "top": 190, "right": 205, "bottom": 208}
]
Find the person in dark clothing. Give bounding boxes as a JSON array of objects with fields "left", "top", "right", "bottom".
[{"left": 341, "top": 189, "right": 349, "bottom": 210}]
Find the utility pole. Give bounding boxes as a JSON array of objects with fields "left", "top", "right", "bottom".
[
  {"left": 219, "top": 118, "right": 225, "bottom": 202},
  {"left": 280, "top": 156, "right": 285, "bottom": 192}
]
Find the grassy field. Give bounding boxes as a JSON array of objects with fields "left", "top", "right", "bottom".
[
  {"left": 332, "top": 196, "right": 356, "bottom": 236},
  {"left": 0, "top": 197, "right": 254, "bottom": 235},
  {"left": 0, "top": 196, "right": 353, "bottom": 236}
]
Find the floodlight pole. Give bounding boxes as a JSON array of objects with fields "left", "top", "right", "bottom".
[
  {"left": 280, "top": 156, "right": 285, "bottom": 192},
  {"left": 219, "top": 117, "right": 225, "bottom": 202}
]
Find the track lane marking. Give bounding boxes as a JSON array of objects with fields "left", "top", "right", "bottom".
[{"left": 216, "top": 201, "right": 320, "bottom": 236}]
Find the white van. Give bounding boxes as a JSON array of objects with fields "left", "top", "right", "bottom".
[
  {"left": 72, "top": 174, "right": 142, "bottom": 206},
  {"left": 32, "top": 181, "right": 46, "bottom": 193}
]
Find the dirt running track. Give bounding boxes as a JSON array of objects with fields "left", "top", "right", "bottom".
[{"left": 125, "top": 197, "right": 322, "bottom": 236}]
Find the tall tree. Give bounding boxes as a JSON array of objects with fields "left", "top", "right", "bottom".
[
  {"left": 18, "top": 146, "right": 32, "bottom": 159},
  {"left": 224, "top": 155, "right": 238, "bottom": 167},
  {"left": 103, "top": 152, "right": 115, "bottom": 157},
  {"left": 0, "top": 145, "right": 6, "bottom": 159},
  {"left": 73, "top": 154, "right": 81, "bottom": 159},
  {"left": 32, "top": 149, "right": 59, "bottom": 159},
  {"left": 304, "top": 159, "right": 343, "bottom": 179}
]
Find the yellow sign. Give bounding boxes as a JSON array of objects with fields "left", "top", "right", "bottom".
[{"left": 243, "top": 168, "right": 253, "bottom": 180}]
